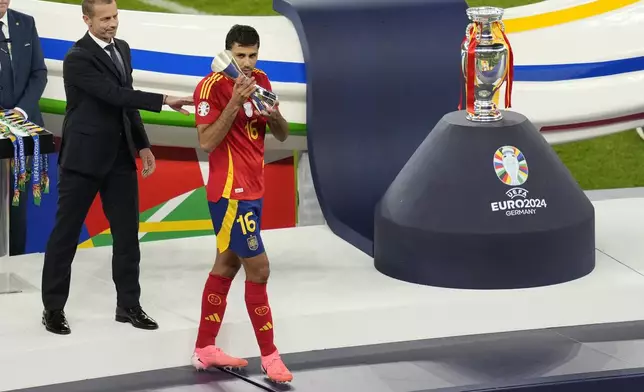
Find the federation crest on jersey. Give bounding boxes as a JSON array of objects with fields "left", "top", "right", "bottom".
[
  {"left": 247, "top": 234, "right": 259, "bottom": 251},
  {"left": 243, "top": 102, "right": 253, "bottom": 117},
  {"left": 197, "top": 101, "right": 210, "bottom": 117}
]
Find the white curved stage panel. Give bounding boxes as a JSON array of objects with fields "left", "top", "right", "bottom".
[
  {"left": 504, "top": 0, "right": 644, "bottom": 143},
  {"left": 10, "top": 0, "right": 644, "bottom": 148}
]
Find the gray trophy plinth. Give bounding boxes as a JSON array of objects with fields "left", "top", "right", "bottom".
[{"left": 374, "top": 110, "right": 595, "bottom": 289}]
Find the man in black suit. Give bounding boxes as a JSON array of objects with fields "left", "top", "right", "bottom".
[
  {"left": 0, "top": 1, "right": 48, "bottom": 256},
  {"left": 41, "top": 0, "right": 193, "bottom": 335}
]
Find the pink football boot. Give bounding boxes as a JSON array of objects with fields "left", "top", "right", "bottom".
[
  {"left": 261, "top": 350, "right": 293, "bottom": 383},
  {"left": 192, "top": 345, "right": 248, "bottom": 370}
]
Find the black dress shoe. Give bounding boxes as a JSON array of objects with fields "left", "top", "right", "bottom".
[
  {"left": 42, "top": 309, "right": 71, "bottom": 335},
  {"left": 115, "top": 306, "right": 158, "bottom": 330}
]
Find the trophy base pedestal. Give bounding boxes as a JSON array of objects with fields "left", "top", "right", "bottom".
[
  {"left": 466, "top": 101, "right": 502, "bottom": 122},
  {"left": 373, "top": 110, "right": 595, "bottom": 290},
  {"left": 466, "top": 111, "right": 502, "bottom": 122}
]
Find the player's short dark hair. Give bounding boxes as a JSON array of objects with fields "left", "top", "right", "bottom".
[
  {"left": 81, "top": 0, "right": 114, "bottom": 17},
  {"left": 225, "top": 25, "right": 260, "bottom": 50}
]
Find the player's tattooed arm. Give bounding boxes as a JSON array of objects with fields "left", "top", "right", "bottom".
[{"left": 197, "top": 76, "right": 256, "bottom": 152}]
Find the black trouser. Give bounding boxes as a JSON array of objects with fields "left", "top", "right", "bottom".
[{"left": 41, "top": 144, "right": 140, "bottom": 311}]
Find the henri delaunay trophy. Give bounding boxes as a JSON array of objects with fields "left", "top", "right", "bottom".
[
  {"left": 460, "top": 6, "right": 514, "bottom": 122},
  {"left": 211, "top": 50, "right": 279, "bottom": 113}
]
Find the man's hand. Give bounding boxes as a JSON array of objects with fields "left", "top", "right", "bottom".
[
  {"left": 259, "top": 102, "right": 282, "bottom": 121},
  {"left": 8, "top": 108, "right": 26, "bottom": 119},
  {"left": 164, "top": 95, "right": 194, "bottom": 115},
  {"left": 140, "top": 148, "right": 156, "bottom": 178},
  {"left": 258, "top": 101, "right": 289, "bottom": 142},
  {"left": 231, "top": 76, "right": 256, "bottom": 107}
]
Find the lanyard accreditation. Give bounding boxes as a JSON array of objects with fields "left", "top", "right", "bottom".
[{"left": 0, "top": 110, "right": 49, "bottom": 206}]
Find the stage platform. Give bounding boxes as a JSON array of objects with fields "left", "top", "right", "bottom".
[{"left": 2, "top": 195, "right": 644, "bottom": 391}]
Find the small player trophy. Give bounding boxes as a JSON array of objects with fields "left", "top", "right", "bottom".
[
  {"left": 211, "top": 50, "right": 278, "bottom": 113},
  {"left": 460, "top": 6, "right": 514, "bottom": 122}
]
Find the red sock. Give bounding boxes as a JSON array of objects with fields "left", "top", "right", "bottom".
[
  {"left": 245, "top": 281, "right": 277, "bottom": 357},
  {"left": 195, "top": 274, "right": 232, "bottom": 349}
]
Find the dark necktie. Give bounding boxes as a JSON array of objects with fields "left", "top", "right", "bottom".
[
  {"left": 0, "top": 21, "right": 12, "bottom": 71},
  {"left": 106, "top": 43, "right": 125, "bottom": 80},
  {"left": 0, "top": 20, "right": 13, "bottom": 105}
]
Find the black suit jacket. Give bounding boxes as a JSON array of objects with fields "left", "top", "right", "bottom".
[
  {"left": 6, "top": 9, "right": 47, "bottom": 126},
  {"left": 59, "top": 32, "right": 164, "bottom": 177}
]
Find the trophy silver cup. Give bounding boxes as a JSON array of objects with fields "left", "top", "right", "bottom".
[
  {"left": 460, "top": 7, "right": 514, "bottom": 122},
  {"left": 211, "top": 50, "right": 278, "bottom": 113}
]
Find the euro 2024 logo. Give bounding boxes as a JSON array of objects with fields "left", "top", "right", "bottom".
[{"left": 492, "top": 146, "right": 547, "bottom": 216}]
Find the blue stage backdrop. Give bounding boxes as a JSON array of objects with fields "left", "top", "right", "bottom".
[
  {"left": 25, "top": 151, "right": 57, "bottom": 253},
  {"left": 24, "top": 150, "right": 91, "bottom": 254},
  {"left": 274, "top": 0, "right": 470, "bottom": 256}
]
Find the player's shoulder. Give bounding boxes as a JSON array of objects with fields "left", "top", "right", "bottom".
[
  {"left": 195, "top": 72, "right": 229, "bottom": 99},
  {"left": 252, "top": 68, "right": 267, "bottom": 77},
  {"left": 251, "top": 68, "right": 271, "bottom": 85},
  {"left": 197, "top": 72, "right": 228, "bottom": 88}
]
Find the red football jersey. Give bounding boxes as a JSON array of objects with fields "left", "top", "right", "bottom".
[{"left": 194, "top": 69, "right": 272, "bottom": 203}]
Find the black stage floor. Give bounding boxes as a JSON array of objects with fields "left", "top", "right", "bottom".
[{"left": 10, "top": 320, "right": 644, "bottom": 392}]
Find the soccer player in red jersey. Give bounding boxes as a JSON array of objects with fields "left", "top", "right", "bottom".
[{"left": 190, "top": 25, "right": 292, "bottom": 383}]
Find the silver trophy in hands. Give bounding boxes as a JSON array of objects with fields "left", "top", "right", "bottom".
[{"left": 211, "top": 50, "right": 278, "bottom": 113}]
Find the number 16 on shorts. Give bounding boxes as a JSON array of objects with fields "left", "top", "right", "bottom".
[{"left": 208, "top": 198, "right": 265, "bottom": 258}]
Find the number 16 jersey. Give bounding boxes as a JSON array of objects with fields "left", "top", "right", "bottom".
[{"left": 194, "top": 69, "right": 273, "bottom": 203}]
